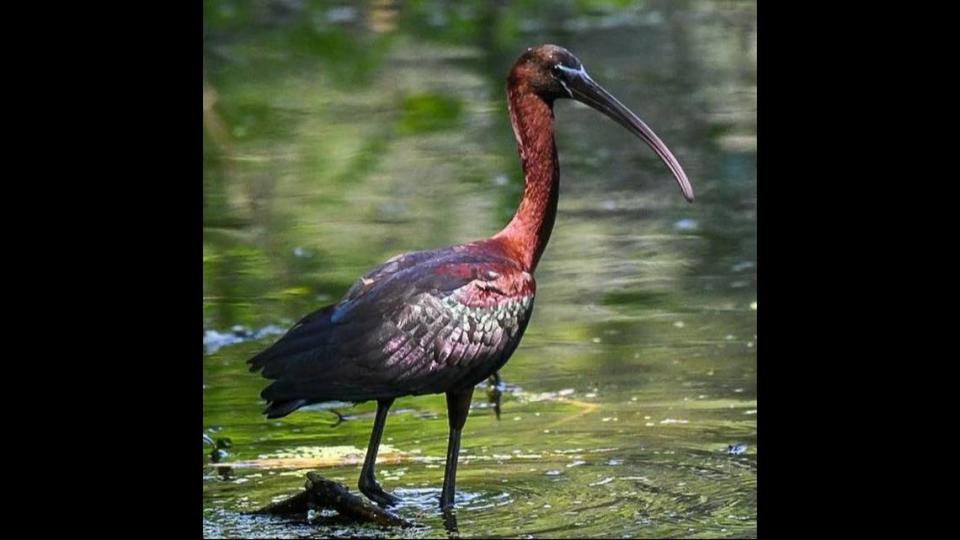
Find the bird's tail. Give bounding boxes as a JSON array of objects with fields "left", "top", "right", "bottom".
[{"left": 263, "top": 399, "right": 309, "bottom": 419}]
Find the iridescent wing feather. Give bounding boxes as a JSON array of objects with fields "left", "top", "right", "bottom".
[{"left": 248, "top": 247, "right": 535, "bottom": 417}]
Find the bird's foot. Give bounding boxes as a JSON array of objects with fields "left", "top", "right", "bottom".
[
  {"left": 359, "top": 479, "right": 400, "bottom": 507},
  {"left": 442, "top": 506, "right": 459, "bottom": 534}
]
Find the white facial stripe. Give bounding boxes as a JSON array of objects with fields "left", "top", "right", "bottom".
[
  {"left": 556, "top": 64, "right": 588, "bottom": 79},
  {"left": 555, "top": 64, "right": 588, "bottom": 98}
]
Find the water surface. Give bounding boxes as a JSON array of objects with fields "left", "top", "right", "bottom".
[{"left": 203, "top": 1, "right": 757, "bottom": 537}]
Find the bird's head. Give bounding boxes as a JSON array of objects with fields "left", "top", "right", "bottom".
[{"left": 510, "top": 44, "right": 694, "bottom": 202}]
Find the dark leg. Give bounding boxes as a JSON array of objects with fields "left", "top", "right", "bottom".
[
  {"left": 442, "top": 507, "right": 459, "bottom": 534},
  {"left": 486, "top": 372, "right": 503, "bottom": 420},
  {"left": 358, "top": 398, "right": 399, "bottom": 507},
  {"left": 440, "top": 388, "right": 474, "bottom": 511}
]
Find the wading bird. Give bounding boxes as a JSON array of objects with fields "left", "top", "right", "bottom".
[{"left": 249, "top": 44, "right": 693, "bottom": 512}]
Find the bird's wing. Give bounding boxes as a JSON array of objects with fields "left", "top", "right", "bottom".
[
  {"left": 365, "top": 258, "right": 536, "bottom": 397},
  {"left": 246, "top": 248, "right": 438, "bottom": 379},
  {"left": 248, "top": 249, "right": 535, "bottom": 412}
]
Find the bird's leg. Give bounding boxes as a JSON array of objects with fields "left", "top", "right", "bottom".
[
  {"left": 358, "top": 398, "right": 399, "bottom": 507},
  {"left": 442, "top": 507, "right": 460, "bottom": 535},
  {"left": 486, "top": 372, "right": 503, "bottom": 420},
  {"left": 440, "top": 388, "right": 474, "bottom": 511}
]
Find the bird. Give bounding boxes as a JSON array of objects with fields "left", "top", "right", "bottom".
[{"left": 248, "top": 44, "right": 693, "bottom": 512}]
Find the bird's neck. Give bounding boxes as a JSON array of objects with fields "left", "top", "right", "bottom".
[{"left": 493, "top": 88, "right": 559, "bottom": 273}]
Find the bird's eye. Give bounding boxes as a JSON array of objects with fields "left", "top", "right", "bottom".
[{"left": 551, "top": 64, "right": 565, "bottom": 79}]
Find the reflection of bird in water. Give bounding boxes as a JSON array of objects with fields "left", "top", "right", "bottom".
[{"left": 249, "top": 44, "right": 693, "bottom": 511}]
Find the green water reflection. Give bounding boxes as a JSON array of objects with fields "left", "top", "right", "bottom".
[{"left": 204, "top": 0, "right": 756, "bottom": 537}]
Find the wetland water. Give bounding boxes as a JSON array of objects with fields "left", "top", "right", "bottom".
[{"left": 203, "top": 1, "right": 756, "bottom": 537}]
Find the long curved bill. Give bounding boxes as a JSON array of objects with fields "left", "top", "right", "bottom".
[{"left": 560, "top": 66, "right": 694, "bottom": 202}]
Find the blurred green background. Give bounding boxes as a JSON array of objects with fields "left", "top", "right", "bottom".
[{"left": 203, "top": 0, "right": 756, "bottom": 537}]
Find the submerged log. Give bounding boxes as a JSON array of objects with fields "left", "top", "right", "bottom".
[
  {"left": 253, "top": 472, "right": 412, "bottom": 528},
  {"left": 253, "top": 489, "right": 311, "bottom": 516}
]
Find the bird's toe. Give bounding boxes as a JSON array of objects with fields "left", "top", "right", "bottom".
[{"left": 360, "top": 481, "right": 400, "bottom": 507}]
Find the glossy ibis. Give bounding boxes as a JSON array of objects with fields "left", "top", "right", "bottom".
[{"left": 248, "top": 44, "right": 693, "bottom": 512}]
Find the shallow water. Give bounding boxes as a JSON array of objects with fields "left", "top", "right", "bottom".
[{"left": 203, "top": 0, "right": 756, "bottom": 537}]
